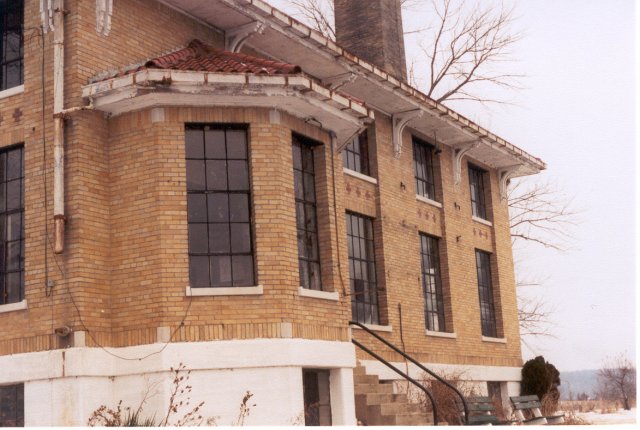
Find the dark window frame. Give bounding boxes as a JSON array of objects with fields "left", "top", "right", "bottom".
[
  {"left": 0, "top": 0, "right": 24, "bottom": 91},
  {"left": 413, "top": 137, "right": 437, "bottom": 200},
  {"left": 0, "top": 383, "right": 24, "bottom": 427},
  {"left": 0, "top": 145, "right": 24, "bottom": 305},
  {"left": 475, "top": 250, "right": 497, "bottom": 337},
  {"left": 346, "top": 212, "right": 379, "bottom": 325},
  {"left": 342, "top": 129, "right": 370, "bottom": 176},
  {"left": 420, "top": 233, "right": 445, "bottom": 332},
  {"left": 185, "top": 124, "right": 256, "bottom": 288},
  {"left": 293, "top": 134, "right": 323, "bottom": 291},
  {"left": 469, "top": 164, "right": 488, "bottom": 220}
]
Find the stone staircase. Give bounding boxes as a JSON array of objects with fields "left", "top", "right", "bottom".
[{"left": 353, "top": 365, "right": 433, "bottom": 426}]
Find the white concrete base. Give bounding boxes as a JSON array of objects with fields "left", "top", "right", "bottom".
[{"left": 1, "top": 338, "right": 357, "bottom": 426}]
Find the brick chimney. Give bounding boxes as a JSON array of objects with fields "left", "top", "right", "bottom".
[{"left": 334, "top": 0, "right": 407, "bottom": 81}]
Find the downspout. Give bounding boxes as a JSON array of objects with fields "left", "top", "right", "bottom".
[{"left": 52, "top": 0, "right": 65, "bottom": 254}]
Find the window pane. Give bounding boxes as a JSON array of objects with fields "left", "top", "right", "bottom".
[
  {"left": 7, "top": 240, "right": 21, "bottom": 270},
  {"left": 206, "top": 160, "right": 227, "bottom": 190},
  {"left": 6, "top": 149, "right": 21, "bottom": 180},
  {"left": 227, "top": 160, "right": 249, "bottom": 190},
  {"left": 188, "top": 224, "right": 209, "bottom": 254},
  {"left": 189, "top": 256, "right": 209, "bottom": 287},
  {"left": 205, "top": 129, "right": 226, "bottom": 159},
  {"left": 346, "top": 213, "right": 378, "bottom": 324},
  {"left": 232, "top": 255, "right": 254, "bottom": 286},
  {"left": 230, "top": 223, "right": 251, "bottom": 253},
  {"left": 185, "top": 129, "right": 204, "bottom": 158},
  {"left": 210, "top": 256, "right": 232, "bottom": 287},
  {"left": 226, "top": 130, "right": 247, "bottom": 159},
  {"left": 209, "top": 223, "right": 230, "bottom": 254},
  {"left": 207, "top": 193, "right": 229, "bottom": 222},
  {"left": 187, "top": 194, "right": 207, "bottom": 222},
  {"left": 228, "top": 193, "right": 249, "bottom": 222},
  {"left": 186, "top": 160, "right": 206, "bottom": 191},
  {"left": 7, "top": 212, "right": 20, "bottom": 241},
  {"left": 6, "top": 272, "right": 21, "bottom": 302}
]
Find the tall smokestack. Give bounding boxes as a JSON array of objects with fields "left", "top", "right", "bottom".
[{"left": 334, "top": 0, "right": 407, "bottom": 81}]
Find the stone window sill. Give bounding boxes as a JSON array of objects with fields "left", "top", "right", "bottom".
[
  {"left": 0, "top": 84, "right": 24, "bottom": 100},
  {"left": 343, "top": 168, "right": 378, "bottom": 184},
  {"left": 352, "top": 323, "right": 393, "bottom": 333},
  {"left": 186, "top": 285, "right": 263, "bottom": 297},
  {"left": 472, "top": 216, "right": 493, "bottom": 227},
  {"left": 298, "top": 287, "right": 339, "bottom": 301},
  {"left": 482, "top": 336, "right": 507, "bottom": 344},
  {"left": 426, "top": 330, "right": 457, "bottom": 339},
  {"left": 0, "top": 299, "right": 27, "bottom": 314},
  {"left": 416, "top": 194, "right": 443, "bottom": 209}
]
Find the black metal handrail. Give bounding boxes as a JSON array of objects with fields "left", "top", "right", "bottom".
[{"left": 349, "top": 320, "right": 470, "bottom": 425}]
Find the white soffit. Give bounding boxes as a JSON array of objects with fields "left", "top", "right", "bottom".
[
  {"left": 156, "top": 0, "right": 545, "bottom": 174},
  {"left": 82, "top": 70, "right": 373, "bottom": 144}
]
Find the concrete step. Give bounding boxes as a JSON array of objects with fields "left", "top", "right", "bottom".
[
  {"left": 355, "top": 392, "right": 405, "bottom": 406},
  {"left": 354, "top": 382, "right": 394, "bottom": 395},
  {"left": 353, "top": 374, "right": 380, "bottom": 385},
  {"left": 352, "top": 366, "right": 368, "bottom": 376}
]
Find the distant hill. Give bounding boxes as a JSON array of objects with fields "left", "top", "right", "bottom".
[{"left": 559, "top": 369, "right": 599, "bottom": 400}]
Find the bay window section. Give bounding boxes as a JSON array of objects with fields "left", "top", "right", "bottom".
[
  {"left": 293, "top": 135, "right": 322, "bottom": 291},
  {"left": 186, "top": 125, "right": 255, "bottom": 288}
]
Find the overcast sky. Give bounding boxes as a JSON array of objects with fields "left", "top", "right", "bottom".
[{"left": 267, "top": 0, "right": 636, "bottom": 372}]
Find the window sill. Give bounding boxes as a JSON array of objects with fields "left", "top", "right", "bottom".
[
  {"left": 186, "top": 285, "right": 263, "bottom": 297},
  {"left": 482, "top": 336, "right": 507, "bottom": 344},
  {"left": 416, "top": 194, "right": 442, "bottom": 208},
  {"left": 426, "top": 330, "right": 457, "bottom": 339},
  {"left": 472, "top": 216, "right": 493, "bottom": 227},
  {"left": 343, "top": 168, "right": 378, "bottom": 185},
  {"left": 298, "top": 287, "right": 339, "bottom": 301},
  {"left": 0, "top": 84, "right": 24, "bottom": 100},
  {"left": 0, "top": 299, "right": 27, "bottom": 314},
  {"left": 352, "top": 323, "right": 393, "bottom": 333}
]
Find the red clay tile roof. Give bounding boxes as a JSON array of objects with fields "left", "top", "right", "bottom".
[{"left": 112, "top": 39, "right": 302, "bottom": 78}]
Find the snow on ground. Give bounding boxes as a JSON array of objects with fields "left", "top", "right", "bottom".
[{"left": 574, "top": 408, "right": 637, "bottom": 425}]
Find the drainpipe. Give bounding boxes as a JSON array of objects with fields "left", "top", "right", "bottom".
[{"left": 53, "top": 0, "right": 65, "bottom": 254}]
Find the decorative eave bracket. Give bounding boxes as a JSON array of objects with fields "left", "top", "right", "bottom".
[
  {"left": 226, "top": 21, "right": 267, "bottom": 53},
  {"left": 322, "top": 72, "right": 357, "bottom": 91},
  {"left": 96, "top": 0, "right": 113, "bottom": 36},
  {"left": 452, "top": 141, "right": 480, "bottom": 186},
  {"left": 392, "top": 109, "right": 423, "bottom": 158},
  {"left": 498, "top": 165, "right": 522, "bottom": 200}
]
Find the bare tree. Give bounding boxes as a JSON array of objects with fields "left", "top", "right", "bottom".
[
  {"left": 508, "top": 178, "right": 577, "bottom": 252},
  {"left": 419, "top": 0, "right": 522, "bottom": 104},
  {"left": 597, "top": 353, "right": 636, "bottom": 410},
  {"left": 284, "top": 0, "right": 522, "bottom": 105}
]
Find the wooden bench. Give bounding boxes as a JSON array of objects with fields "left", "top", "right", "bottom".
[
  {"left": 462, "top": 396, "right": 515, "bottom": 425},
  {"left": 510, "top": 395, "right": 565, "bottom": 425}
]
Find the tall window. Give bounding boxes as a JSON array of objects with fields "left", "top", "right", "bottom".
[
  {"left": 475, "top": 250, "right": 497, "bottom": 337},
  {"left": 0, "top": 146, "right": 24, "bottom": 305},
  {"left": 413, "top": 137, "right": 436, "bottom": 200},
  {"left": 346, "top": 212, "right": 378, "bottom": 324},
  {"left": 293, "top": 135, "right": 322, "bottom": 290},
  {"left": 469, "top": 165, "right": 488, "bottom": 220},
  {"left": 342, "top": 130, "right": 369, "bottom": 175},
  {"left": 0, "top": 0, "right": 23, "bottom": 91},
  {"left": 185, "top": 125, "right": 255, "bottom": 288},
  {"left": 420, "top": 234, "right": 445, "bottom": 332},
  {"left": 0, "top": 384, "right": 24, "bottom": 426}
]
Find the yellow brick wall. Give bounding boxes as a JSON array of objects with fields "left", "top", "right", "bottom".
[{"left": 1, "top": 0, "right": 522, "bottom": 370}]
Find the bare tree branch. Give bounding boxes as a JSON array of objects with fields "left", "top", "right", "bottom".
[
  {"left": 508, "top": 178, "right": 578, "bottom": 252},
  {"left": 597, "top": 353, "right": 636, "bottom": 410}
]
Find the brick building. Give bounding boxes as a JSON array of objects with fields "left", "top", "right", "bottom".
[{"left": 0, "top": 0, "right": 545, "bottom": 426}]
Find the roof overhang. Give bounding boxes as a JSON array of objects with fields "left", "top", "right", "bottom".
[
  {"left": 82, "top": 69, "right": 374, "bottom": 144},
  {"left": 155, "top": 0, "right": 545, "bottom": 177}
]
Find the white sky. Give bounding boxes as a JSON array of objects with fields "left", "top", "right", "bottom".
[{"left": 267, "top": 0, "right": 636, "bottom": 372}]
